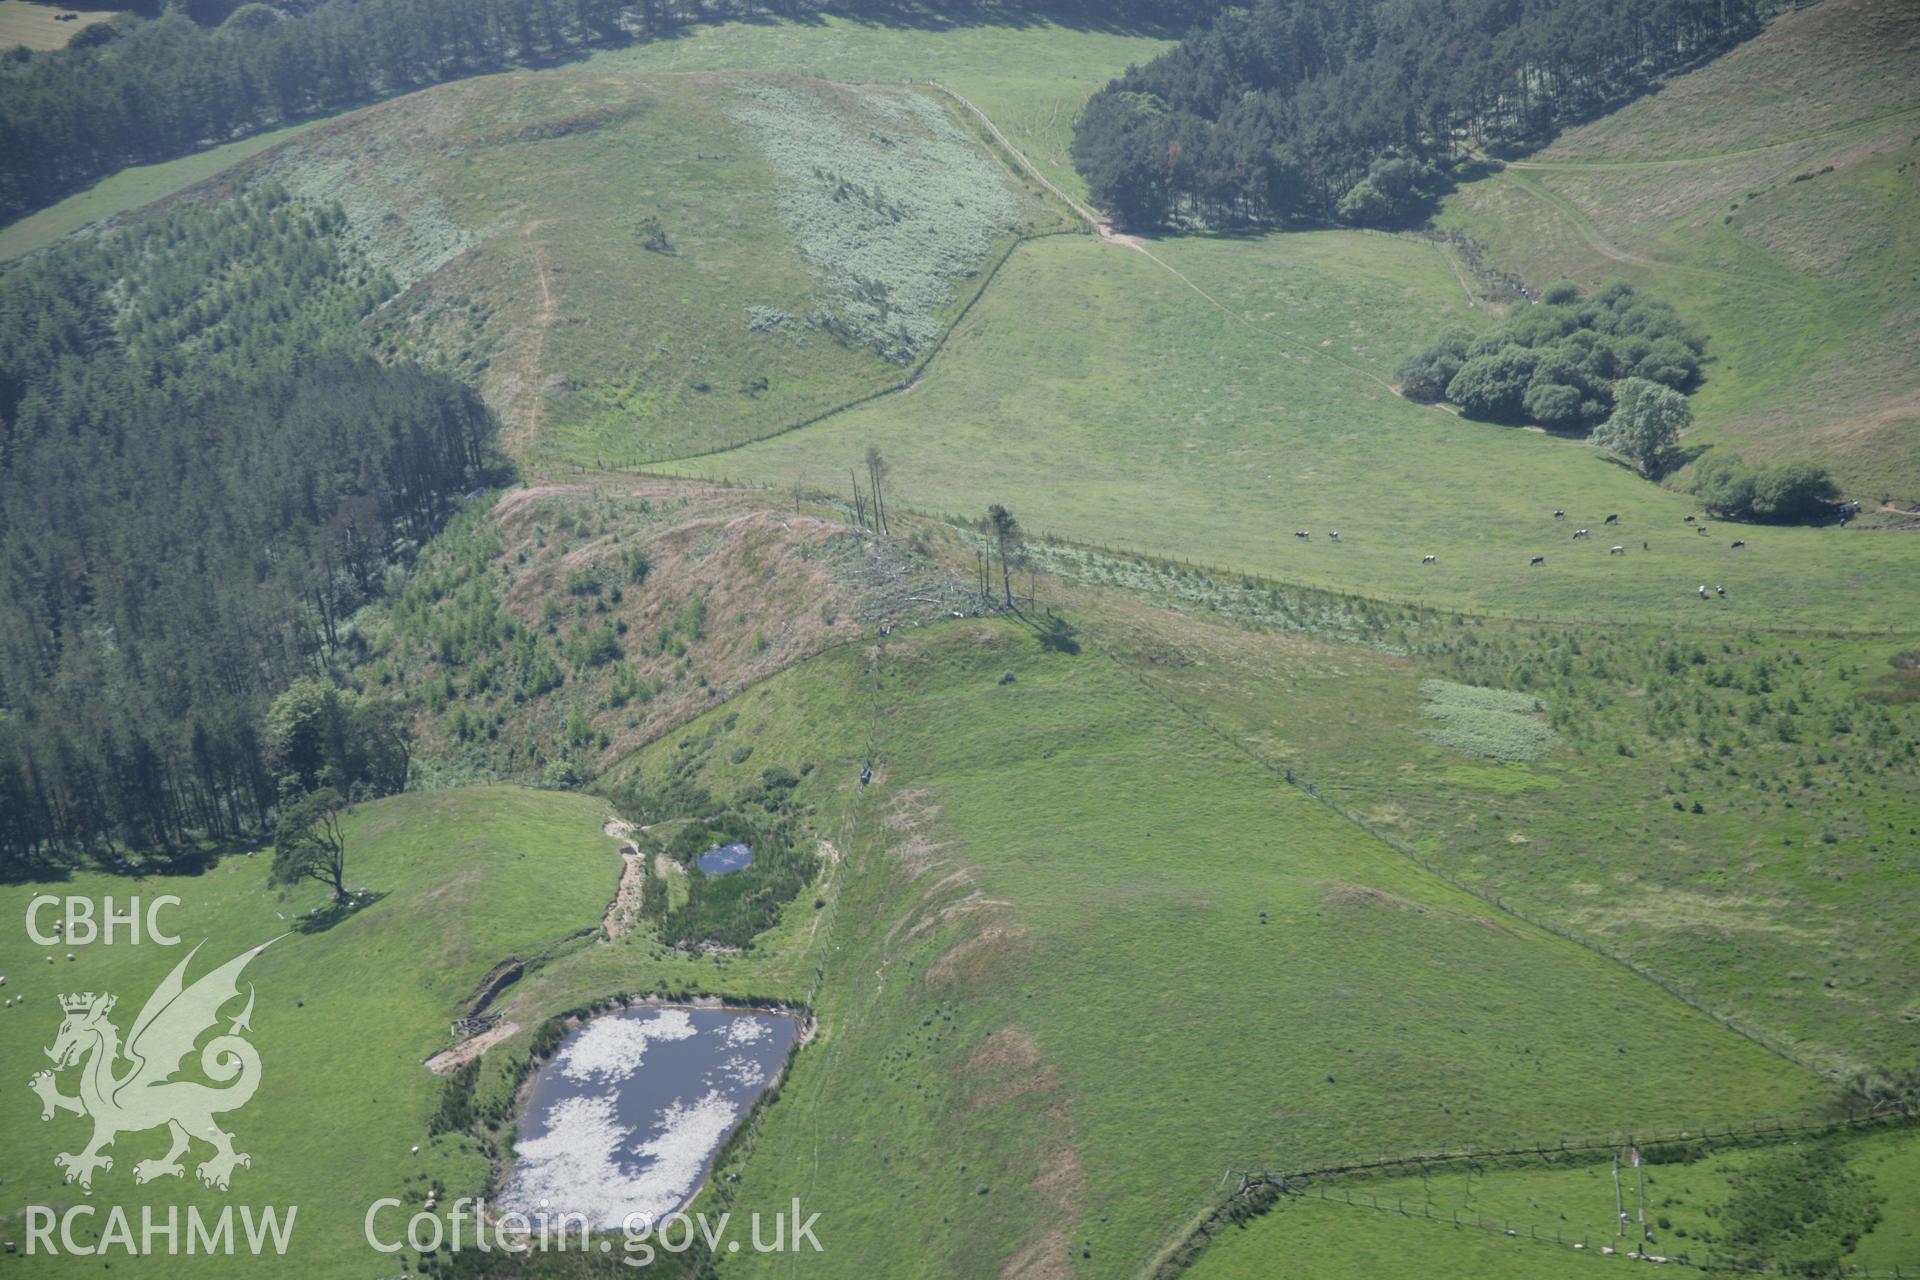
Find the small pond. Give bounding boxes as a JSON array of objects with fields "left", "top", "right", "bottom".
[
  {"left": 501, "top": 1006, "right": 798, "bottom": 1230},
  {"left": 695, "top": 841, "right": 754, "bottom": 875}
]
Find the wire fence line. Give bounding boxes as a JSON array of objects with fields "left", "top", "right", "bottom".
[
  {"left": 582, "top": 472, "right": 1919, "bottom": 642},
  {"left": 1285, "top": 1183, "right": 1918, "bottom": 1279},
  {"left": 1217, "top": 1105, "right": 1915, "bottom": 1189},
  {"left": 1155, "top": 1109, "right": 1917, "bottom": 1279}
]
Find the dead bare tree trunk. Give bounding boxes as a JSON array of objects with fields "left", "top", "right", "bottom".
[{"left": 866, "top": 447, "right": 890, "bottom": 537}]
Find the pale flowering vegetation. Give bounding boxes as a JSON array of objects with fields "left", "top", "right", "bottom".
[
  {"left": 1419, "top": 679, "right": 1556, "bottom": 763},
  {"left": 732, "top": 80, "right": 1023, "bottom": 362}
]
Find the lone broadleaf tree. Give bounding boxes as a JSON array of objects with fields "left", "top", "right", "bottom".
[
  {"left": 272, "top": 787, "right": 350, "bottom": 903},
  {"left": 1595, "top": 377, "right": 1692, "bottom": 477}
]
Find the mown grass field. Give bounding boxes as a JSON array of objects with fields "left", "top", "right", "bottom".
[
  {"left": 0, "top": 0, "right": 116, "bottom": 52},
  {"left": 659, "top": 229, "right": 1918, "bottom": 629},
  {"left": 1436, "top": 0, "right": 1920, "bottom": 501},
  {"left": 619, "top": 619, "right": 1832, "bottom": 1277},
  {"left": 0, "top": 787, "right": 622, "bottom": 1277}
]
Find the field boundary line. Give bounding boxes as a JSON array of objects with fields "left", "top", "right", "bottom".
[
  {"left": 597, "top": 480, "right": 1920, "bottom": 641},
  {"left": 922, "top": 79, "right": 1102, "bottom": 226},
  {"left": 1150, "top": 1109, "right": 1916, "bottom": 1278},
  {"left": 924, "top": 80, "right": 1413, "bottom": 401},
  {"left": 582, "top": 78, "right": 1091, "bottom": 472},
  {"left": 621, "top": 223, "right": 1083, "bottom": 471}
]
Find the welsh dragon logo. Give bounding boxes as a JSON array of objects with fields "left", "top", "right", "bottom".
[{"left": 29, "top": 939, "right": 277, "bottom": 1191}]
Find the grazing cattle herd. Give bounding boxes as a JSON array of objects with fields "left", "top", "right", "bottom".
[{"left": 1293, "top": 508, "right": 1767, "bottom": 598}]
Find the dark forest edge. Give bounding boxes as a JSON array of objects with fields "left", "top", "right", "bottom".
[
  {"left": 0, "top": 184, "right": 498, "bottom": 869},
  {"left": 0, "top": 0, "right": 1213, "bottom": 231},
  {"left": 1069, "top": 0, "right": 1770, "bottom": 230}
]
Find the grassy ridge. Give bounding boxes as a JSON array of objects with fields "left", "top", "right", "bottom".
[
  {"left": 592, "top": 10, "right": 1178, "bottom": 202},
  {"left": 241, "top": 68, "right": 1066, "bottom": 465},
  {"left": 0, "top": 9, "right": 1170, "bottom": 260}
]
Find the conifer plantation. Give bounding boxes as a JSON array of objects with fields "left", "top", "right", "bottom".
[
  {"left": 1071, "top": 0, "right": 1764, "bottom": 227},
  {"left": 0, "top": 187, "right": 493, "bottom": 862}
]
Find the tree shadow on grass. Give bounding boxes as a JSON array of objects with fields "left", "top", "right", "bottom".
[
  {"left": 294, "top": 891, "right": 388, "bottom": 934},
  {"left": 1030, "top": 613, "right": 1081, "bottom": 654},
  {"left": 0, "top": 833, "right": 269, "bottom": 887}
]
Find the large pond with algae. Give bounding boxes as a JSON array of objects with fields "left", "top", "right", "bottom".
[{"left": 501, "top": 1005, "right": 799, "bottom": 1230}]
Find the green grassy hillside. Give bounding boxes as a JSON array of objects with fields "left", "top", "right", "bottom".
[
  {"left": 0, "top": 787, "right": 620, "bottom": 1277},
  {"left": 593, "top": 9, "right": 1177, "bottom": 202},
  {"left": 0, "top": 9, "right": 1168, "bottom": 265},
  {"left": 660, "top": 230, "right": 1918, "bottom": 628},
  {"left": 1022, "top": 555, "right": 1920, "bottom": 1082},
  {"left": 0, "top": 6, "right": 1911, "bottom": 1278},
  {"left": 1437, "top": 0, "right": 1920, "bottom": 502},
  {"left": 226, "top": 67, "right": 1068, "bottom": 467},
  {"left": 618, "top": 619, "right": 1829, "bottom": 1277}
]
